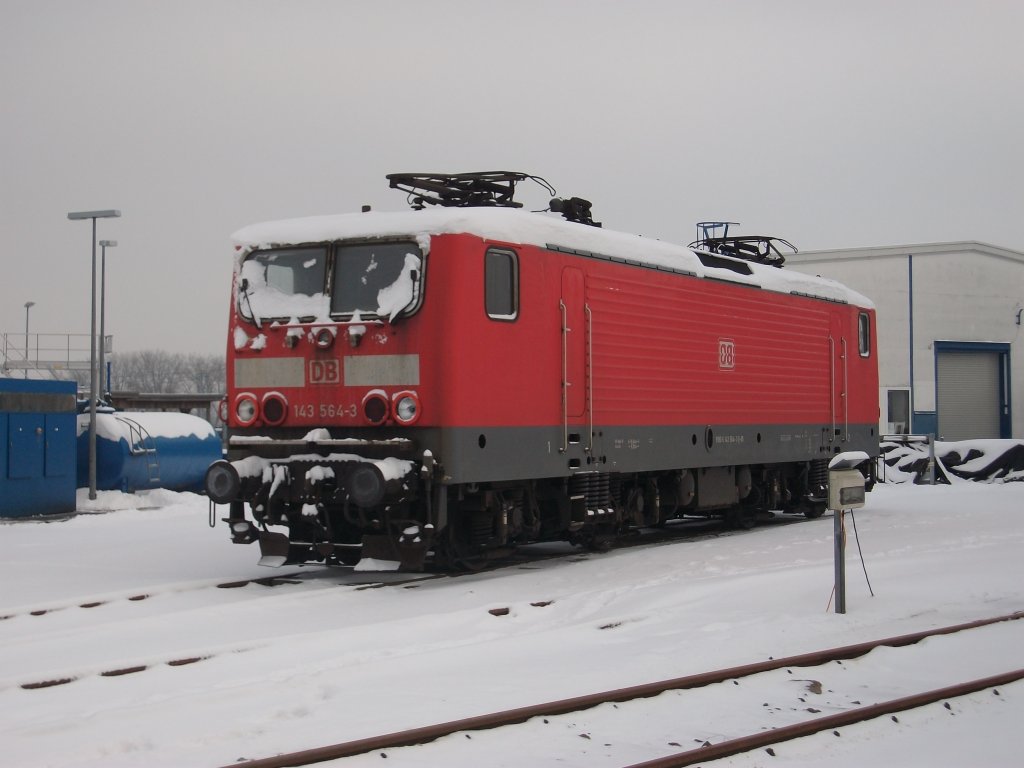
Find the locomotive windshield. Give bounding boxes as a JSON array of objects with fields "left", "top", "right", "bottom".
[
  {"left": 238, "top": 241, "right": 423, "bottom": 324},
  {"left": 331, "top": 242, "right": 422, "bottom": 321},
  {"left": 239, "top": 247, "right": 329, "bottom": 323}
]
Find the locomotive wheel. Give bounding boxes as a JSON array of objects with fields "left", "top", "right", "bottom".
[
  {"left": 783, "top": 498, "right": 826, "bottom": 519},
  {"left": 803, "top": 502, "right": 827, "bottom": 519},
  {"left": 725, "top": 505, "right": 758, "bottom": 530},
  {"left": 334, "top": 545, "right": 362, "bottom": 567},
  {"left": 583, "top": 533, "right": 614, "bottom": 552},
  {"left": 432, "top": 525, "right": 489, "bottom": 572}
]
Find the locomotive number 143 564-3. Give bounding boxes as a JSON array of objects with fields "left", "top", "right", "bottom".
[{"left": 293, "top": 403, "right": 358, "bottom": 419}]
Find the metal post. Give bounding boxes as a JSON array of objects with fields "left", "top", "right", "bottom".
[
  {"left": 89, "top": 217, "right": 98, "bottom": 499},
  {"left": 907, "top": 254, "right": 915, "bottom": 433},
  {"left": 23, "top": 301, "right": 35, "bottom": 378},
  {"left": 927, "top": 433, "right": 936, "bottom": 485},
  {"left": 68, "top": 210, "right": 120, "bottom": 501},
  {"left": 100, "top": 242, "right": 106, "bottom": 398},
  {"left": 834, "top": 510, "right": 846, "bottom": 614},
  {"left": 99, "top": 239, "right": 117, "bottom": 399}
]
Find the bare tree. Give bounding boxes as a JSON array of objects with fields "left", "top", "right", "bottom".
[
  {"left": 109, "top": 350, "right": 224, "bottom": 394},
  {"left": 110, "top": 350, "right": 176, "bottom": 392},
  {"left": 68, "top": 368, "right": 91, "bottom": 392},
  {"left": 184, "top": 352, "right": 226, "bottom": 394}
]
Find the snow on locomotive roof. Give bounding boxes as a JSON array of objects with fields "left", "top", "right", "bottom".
[{"left": 232, "top": 207, "right": 873, "bottom": 308}]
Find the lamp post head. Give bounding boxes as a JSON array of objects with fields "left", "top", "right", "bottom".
[
  {"left": 67, "top": 210, "right": 121, "bottom": 220},
  {"left": 99, "top": 240, "right": 118, "bottom": 248},
  {"left": 25, "top": 301, "right": 35, "bottom": 310}
]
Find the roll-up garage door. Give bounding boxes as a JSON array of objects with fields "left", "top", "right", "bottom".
[{"left": 936, "top": 350, "right": 1000, "bottom": 440}]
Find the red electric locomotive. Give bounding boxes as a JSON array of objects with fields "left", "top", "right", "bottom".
[{"left": 205, "top": 172, "right": 879, "bottom": 570}]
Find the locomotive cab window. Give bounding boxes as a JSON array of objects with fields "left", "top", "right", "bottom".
[
  {"left": 485, "top": 248, "right": 518, "bottom": 320},
  {"left": 239, "top": 246, "right": 328, "bottom": 324},
  {"left": 331, "top": 241, "right": 423, "bottom": 320},
  {"left": 858, "top": 312, "right": 871, "bottom": 356}
]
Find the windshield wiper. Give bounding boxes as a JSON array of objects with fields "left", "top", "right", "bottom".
[{"left": 238, "top": 278, "right": 261, "bottom": 329}]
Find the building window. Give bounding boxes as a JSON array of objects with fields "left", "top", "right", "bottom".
[
  {"left": 887, "top": 389, "right": 910, "bottom": 434},
  {"left": 485, "top": 248, "right": 518, "bottom": 320},
  {"left": 858, "top": 312, "right": 871, "bottom": 356}
]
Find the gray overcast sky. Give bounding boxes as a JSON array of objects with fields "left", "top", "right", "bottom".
[{"left": 3, "top": 0, "right": 1022, "bottom": 356}]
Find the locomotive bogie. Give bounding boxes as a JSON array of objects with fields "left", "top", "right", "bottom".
[{"left": 211, "top": 200, "right": 878, "bottom": 570}]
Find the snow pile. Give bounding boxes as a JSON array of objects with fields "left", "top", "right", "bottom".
[
  {"left": 75, "top": 411, "right": 216, "bottom": 441},
  {"left": 878, "top": 438, "right": 1024, "bottom": 484}
]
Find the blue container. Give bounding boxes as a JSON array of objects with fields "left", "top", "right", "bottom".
[
  {"left": 76, "top": 410, "right": 223, "bottom": 493},
  {"left": 1, "top": 379, "right": 77, "bottom": 518}
]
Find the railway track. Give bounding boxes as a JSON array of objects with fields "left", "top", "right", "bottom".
[
  {"left": 3, "top": 512, "right": 801, "bottom": 626},
  {"left": 4, "top": 511, "right": 800, "bottom": 624},
  {"left": 0, "top": 568, "right": 442, "bottom": 693},
  {"left": 0, "top": 572, "right": 308, "bottom": 623},
  {"left": 623, "top": 670, "right": 1021, "bottom": 768},
  {"left": 226, "top": 612, "right": 1024, "bottom": 768},
  {"left": 0, "top": 514, "right": 820, "bottom": 695},
  {"left": 0, "top": 575, "right": 301, "bottom": 692}
]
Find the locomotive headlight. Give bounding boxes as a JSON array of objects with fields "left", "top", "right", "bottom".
[
  {"left": 235, "top": 393, "right": 259, "bottom": 426},
  {"left": 393, "top": 392, "right": 420, "bottom": 425}
]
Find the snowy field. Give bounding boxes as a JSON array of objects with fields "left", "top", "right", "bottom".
[{"left": 1, "top": 481, "right": 1021, "bottom": 767}]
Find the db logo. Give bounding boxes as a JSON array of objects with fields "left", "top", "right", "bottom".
[
  {"left": 309, "top": 359, "right": 340, "bottom": 384},
  {"left": 718, "top": 339, "right": 736, "bottom": 370}
]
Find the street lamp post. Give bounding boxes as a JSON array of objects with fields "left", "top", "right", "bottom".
[
  {"left": 68, "top": 209, "right": 121, "bottom": 500},
  {"left": 99, "top": 239, "right": 117, "bottom": 399},
  {"left": 23, "top": 301, "right": 35, "bottom": 379}
]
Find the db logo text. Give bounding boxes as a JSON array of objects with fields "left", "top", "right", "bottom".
[
  {"left": 309, "top": 359, "right": 340, "bottom": 384},
  {"left": 718, "top": 339, "right": 736, "bottom": 370}
]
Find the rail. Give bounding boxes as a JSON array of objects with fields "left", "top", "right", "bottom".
[
  {"left": 626, "top": 670, "right": 1023, "bottom": 768},
  {"left": 225, "top": 611, "right": 1023, "bottom": 768}
]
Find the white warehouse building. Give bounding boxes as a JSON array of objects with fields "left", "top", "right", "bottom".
[{"left": 787, "top": 241, "right": 1024, "bottom": 441}]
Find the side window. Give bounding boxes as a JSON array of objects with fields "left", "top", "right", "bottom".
[
  {"left": 858, "top": 312, "right": 871, "bottom": 356},
  {"left": 485, "top": 248, "right": 518, "bottom": 320}
]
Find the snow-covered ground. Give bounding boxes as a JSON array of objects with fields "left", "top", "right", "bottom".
[{"left": 1, "top": 481, "right": 1021, "bottom": 767}]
